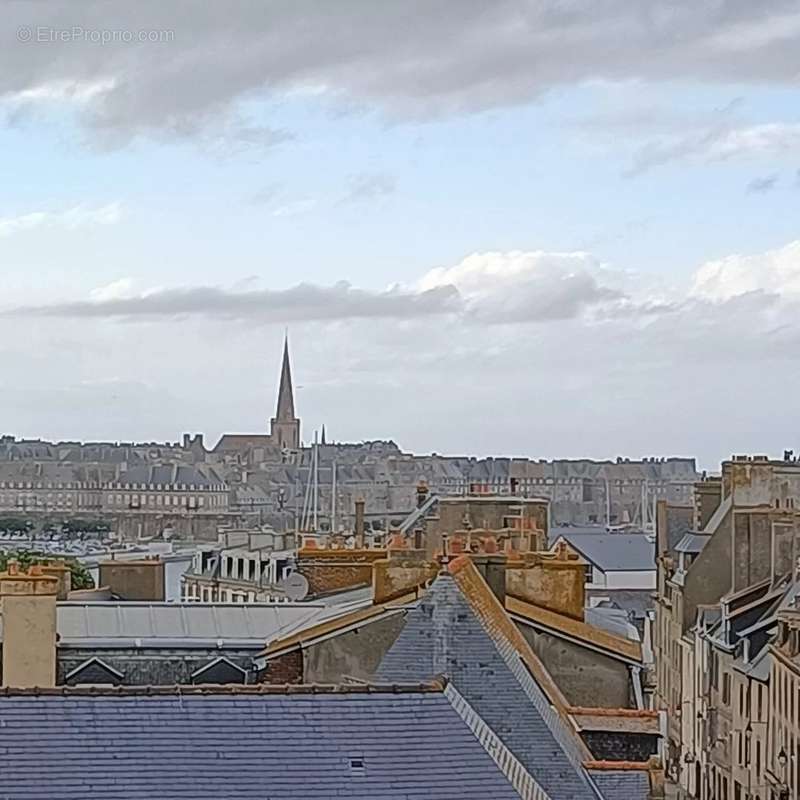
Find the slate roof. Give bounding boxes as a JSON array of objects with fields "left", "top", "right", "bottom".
[
  {"left": 555, "top": 533, "right": 655, "bottom": 572},
  {"left": 507, "top": 595, "right": 642, "bottom": 663},
  {"left": 376, "top": 559, "right": 601, "bottom": 800},
  {"left": 115, "top": 463, "right": 225, "bottom": 488},
  {"left": 584, "top": 607, "right": 641, "bottom": 644},
  {"left": 588, "top": 769, "right": 650, "bottom": 800},
  {"left": 586, "top": 589, "right": 654, "bottom": 620},
  {"left": 675, "top": 532, "right": 710, "bottom": 554},
  {"left": 0, "top": 685, "right": 525, "bottom": 800}
]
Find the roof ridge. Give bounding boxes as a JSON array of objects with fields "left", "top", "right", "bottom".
[
  {"left": 444, "top": 558, "right": 598, "bottom": 787},
  {"left": 584, "top": 760, "right": 654, "bottom": 771},
  {"left": 507, "top": 596, "right": 642, "bottom": 662},
  {"left": 448, "top": 557, "right": 574, "bottom": 714},
  {"left": 444, "top": 682, "right": 553, "bottom": 800},
  {"left": 568, "top": 706, "right": 658, "bottom": 718},
  {"left": 0, "top": 680, "right": 445, "bottom": 697}
]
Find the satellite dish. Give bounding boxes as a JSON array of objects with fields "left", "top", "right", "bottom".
[{"left": 281, "top": 572, "right": 309, "bottom": 602}]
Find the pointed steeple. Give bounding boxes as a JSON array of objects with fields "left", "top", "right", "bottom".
[
  {"left": 270, "top": 334, "right": 301, "bottom": 450},
  {"left": 321, "top": 424, "right": 327, "bottom": 445},
  {"left": 275, "top": 334, "right": 295, "bottom": 421}
]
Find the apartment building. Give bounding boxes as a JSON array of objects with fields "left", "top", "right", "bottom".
[
  {"left": 182, "top": 530, "right": 296, "bottom": 603},
  {"left": 653, "top": 454, "right": 800, "bottom": 800}
]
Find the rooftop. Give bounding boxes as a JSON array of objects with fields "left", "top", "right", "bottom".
[
  {"left": 0, "top": 602, "right": 328, "bottom": 649},
  {"left": 554, "top": 533, "right": 655, "bottom": 572},
  {"left": 0, "top": 682, "right": 527, "bottom": 800},
  {"left": 376, "top": 556, "right": 599, "bottom": 800}
]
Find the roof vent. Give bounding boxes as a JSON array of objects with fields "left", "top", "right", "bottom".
[{"left": 349, "top": 756, "right": 365, "bottom": 773}]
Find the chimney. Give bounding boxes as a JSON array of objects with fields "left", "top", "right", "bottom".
[
  {"left": 98, "top": 557, "right": 165, "bottom": 601},
  {"left": 41, "top": 560, "right": 72, "bottom": 600},
  {"left": 0, "top": 564, "right": 58, "bottom": 688},
  {"left": 505, "top": 550, "right": 585, "bottom": 621},
  {"left": 472, "top": 553, "right": 507, "bottom": 605},
  {"left": 354, "top": 498, "right": 366, "bottom": 548}
]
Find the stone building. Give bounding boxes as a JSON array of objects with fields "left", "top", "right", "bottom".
[
  {"left": 0, "top": 563, "right": 328, "bottom": 687},
  {"left": 207, "top": 335, "right": 301, "bottom": 465},
  {"left": 259, "top": 551, "right": 664, "bottom": 798},
  {"left": 769, "top": 605, "right": 800, "bottom": 800},
  {"left": 653, "top": 453, "right": 800, "bottom": 800},
  {"left": 182, "top": 530, "right": 296, "bottom": 602}
]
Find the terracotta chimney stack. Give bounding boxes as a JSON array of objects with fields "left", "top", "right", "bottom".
[{"left": 0, "top": 566, "right": 58, "bottom": 688}]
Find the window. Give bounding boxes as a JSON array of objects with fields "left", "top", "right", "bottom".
[
  {"left": 756, "top": 739, "right": 761, "bottom": 777},
  {"left": 723, "top": 672, "right": 731, "bottom": 705}
]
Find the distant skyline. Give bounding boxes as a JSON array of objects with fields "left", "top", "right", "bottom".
[{"left": 2, "top": 2, "right": 800, "bottom": 468}]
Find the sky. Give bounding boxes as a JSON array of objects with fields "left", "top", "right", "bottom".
[{"left": 1, "top": 1, "right": 800, "bottom": 469}]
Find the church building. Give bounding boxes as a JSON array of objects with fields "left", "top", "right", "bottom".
[{"left": 210, "top": 336, "right": 301, "bottom": 458}]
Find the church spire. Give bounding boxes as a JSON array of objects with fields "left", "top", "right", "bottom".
[{"left": 275, "top": 333, "right": 295, "bottom": 421}]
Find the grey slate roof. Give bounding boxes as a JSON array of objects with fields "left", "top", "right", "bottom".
[
  {"left": 675, "top": 532, "right": 711, "bottom": 554},
  {"left": 585, "top": 607, "right": 641, "bottom": 642},
  {"left": 586, "top": 589, "right": 654, "bottom": 620},
  {"left": 116, "top": 463, "right": 225, "bottom": 488},
  {"left": 557, "top": 533, "right": 655, "bottom": 572},
  {"left": 589, "top": 770, "right": 650, "bottom": 800},
  {"left": 0, "top": 688, "right": 524, "bottom": 800},
  {"left": 376, "top": 573, "right": 601, "bottom": 800}
]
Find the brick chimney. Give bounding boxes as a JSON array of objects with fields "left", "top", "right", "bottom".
[
  {"left": 505, "top": 546, "right": 585, "bottom": 621},
  {"left": 0, "top": 562, "right": 58, "bottom": 688},
  {"left": 41, "top": 560, "right": 72, "bottom": 600}
]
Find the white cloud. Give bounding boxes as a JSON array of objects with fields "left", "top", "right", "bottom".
[
  {"left": 690, "top": 240, "right": 800, "bottom": 301},
  {"left": 4, "top": 240, "right": 800, "bottom": 463},
  {"left": 0, "top": 203, "right": 122, "bottom": 239},
  {"left": 89, "top": 278, "right": 135, "bottom": 302},
  {"left": 628, "top": 122, "right": 800, "bottom": 174},
  {"left": 418, "top": 250, "right": 625, "bottom": 322},
  {"left": 2, "top": 78, "right": 117, "bottom": 106}
]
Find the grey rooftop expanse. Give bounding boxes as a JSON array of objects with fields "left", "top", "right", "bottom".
[
  {"left": 557, "top": 533, "right": 656, "bottom": 572},
  {"left": 0, "top": 687, "right": 524, "bottom": 800},
  {"left": 0, "top": 602, "right": 326, "bottom": 648},
  {"left": 376, "top": 573, "right": 600, "bottom": 800},
  {"left": 589, "top": 769, "right": 650, "bottom": 800}
]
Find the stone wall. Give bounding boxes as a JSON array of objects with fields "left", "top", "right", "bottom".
[
  {"left": 506, "top": 552, "right": 585, "bottom": 621},
  {"left": 372, "top": 555, "right": 438, "bottom": 604},
  {"left": 517, "top": 624, "right": 633, "bottom": 708},
  {"left": 295, "top": 549, "right": 386, "bottom": 597},
  {"left": 302, "top": 615, "right": 406, "bottom": 683},
  {"left": 581, "top": 731, "right": 659, "bottom": 762}
]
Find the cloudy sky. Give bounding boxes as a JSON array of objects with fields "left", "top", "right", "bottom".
[{"left": 2, "top": 1, "right": 800, "bottom": 468}]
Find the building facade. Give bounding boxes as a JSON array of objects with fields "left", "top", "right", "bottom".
[{"left": 653, "top": 454, "right": 800, "bottom": 800}]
